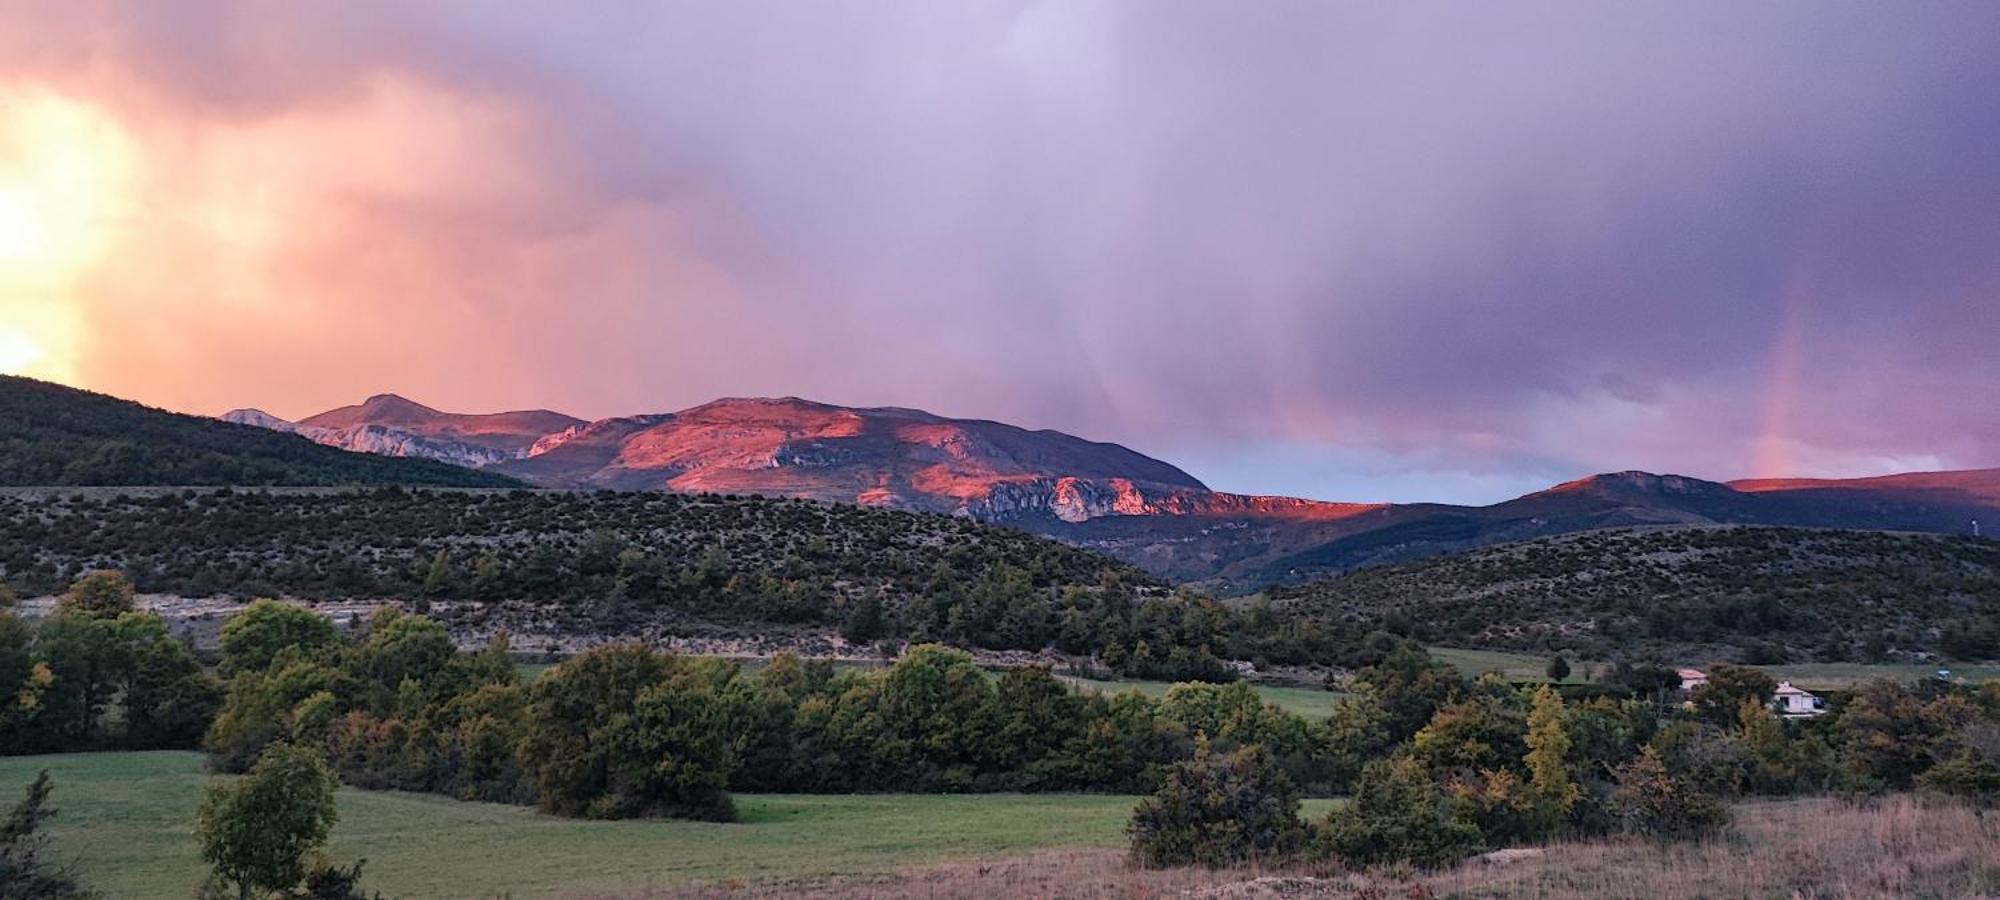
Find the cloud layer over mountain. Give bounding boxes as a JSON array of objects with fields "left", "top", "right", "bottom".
[{"left": 3, "top": 2, "right": 1996, "bottom": 502}]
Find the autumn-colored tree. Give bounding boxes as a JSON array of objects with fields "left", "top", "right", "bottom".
[
  {"left": 1525, "top": 686, "right": 1581, "bottom": 825},
  {"left": 55, "top": 571, "right": 134, "bottom": 620}
]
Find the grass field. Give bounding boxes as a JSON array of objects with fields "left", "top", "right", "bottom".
[
  {"left": 1430, "top": 646, "right": 1590, "bottom": 682},
  {"left": 1057, "top": 675, "right": 1349, "bottom": 718},
  {"left": 788, "top": 794, "right": 2000, "bottom": 899},
  {"left": 1, "top": 751, "right": 1340, "bottom": 898},
  {"left": 1751, "top": 661, "right": 2000, "bottom": 689},
  {"left": 1430, "top": 646, "right": 1997, "bottom": 691}
]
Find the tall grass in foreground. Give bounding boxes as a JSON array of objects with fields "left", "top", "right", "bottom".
[{"left": 683, "top": 795, "right": 2000, "bottom": 899}]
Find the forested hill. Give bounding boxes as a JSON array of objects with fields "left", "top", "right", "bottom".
[
  {"left": 0, "top": 376, "right": 519, "bottom": 487},
  {"left": 1268, "top": 526, "right": 2000, "bottom": 665},
  {"left": 0, "top": 488, "right": 1305, "bottom": 679}
]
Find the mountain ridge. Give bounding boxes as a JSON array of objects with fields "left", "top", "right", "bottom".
[{"left": 218, "top": 390, "right": 2000, "bottom": 589}]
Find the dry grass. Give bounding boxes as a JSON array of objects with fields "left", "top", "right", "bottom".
[{"left": 634, "top": 795, "right": 2000, "bottom": 899}]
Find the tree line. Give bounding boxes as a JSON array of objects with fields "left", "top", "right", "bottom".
[
  {"left": 1130, "top": 643, "right": 2000, "bottom": 869},
  {"left": 7, "top": 574, "right": 1997, "bottom": 887}
]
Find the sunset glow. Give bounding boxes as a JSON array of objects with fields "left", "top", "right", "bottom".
[
  {"left": 0, "top": 90, "right": 138, "bottom": 382},
  {"left": 0, "top": 5, "right": 1994, "bottom": 502}
]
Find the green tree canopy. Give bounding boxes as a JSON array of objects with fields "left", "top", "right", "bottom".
[
  {"left": 195, "top": 743, "right": 340, "bottom": 897},
  {"left": 220, "top": 600, "right": 339, "bottom": 676}
]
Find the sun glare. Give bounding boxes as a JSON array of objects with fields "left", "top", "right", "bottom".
[
  {"left": 0, "top": 327, "right": 40, "bottom": 375},
  {"left": 0, "top": 89, "right": 140, "bottom": 381}
]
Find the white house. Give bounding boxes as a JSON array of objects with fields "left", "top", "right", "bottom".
[
  {"left": 1772, "top": 681, "right": 1826, "bottom": 717},
  {"left": 1677, "top": 668, "right": 1708, "bottom": 694}
]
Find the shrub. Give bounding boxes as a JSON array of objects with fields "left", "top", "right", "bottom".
[
  {"left": 1315, "top": 756, "right": 1484, "bottom": 870},
  {"left": 1129, "top": 738, "right": 1305, "bottom": 867},
  {"left": 1609, "top": 746, "right": 1729, "bottom": 840}
]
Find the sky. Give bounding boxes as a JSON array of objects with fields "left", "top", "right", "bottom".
[{"left": 1, "top": 2, "right": 1997, "bottom": 504}]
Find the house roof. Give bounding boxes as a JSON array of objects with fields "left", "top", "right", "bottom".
[
  {"left": 1676, "top": 668, "right": 1707, "bottom": 680},
  {"left": 1773, "top": 681, "right": 1815, "bottom": 696}
]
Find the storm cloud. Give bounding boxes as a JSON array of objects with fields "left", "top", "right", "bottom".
[{"left": 3, "top": 1, "right": 1996, "bottom": 502}]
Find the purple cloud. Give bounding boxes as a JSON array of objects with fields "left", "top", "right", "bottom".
[{"left": 4, "top": 2, "right": 1997, "bottom": 502}]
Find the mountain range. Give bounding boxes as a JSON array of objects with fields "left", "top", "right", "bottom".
[{"left": 223, "top": 393, "right": 2000, "bottom": 591}]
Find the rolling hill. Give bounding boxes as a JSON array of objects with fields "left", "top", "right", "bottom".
[
  {"left": 0, "top": 486, "right": 1258, "bottom": 667},
  {"left": 1044, "top": 470, "right": 2000, "bottom": 593},
  {"left": 1266, "top": 525, "right": 2000, "bottom": 664},
  {"left": 0, "top": 376, "right": 521, "bottom": 488}
]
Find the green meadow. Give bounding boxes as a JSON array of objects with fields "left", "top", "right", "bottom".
[{"left": 3, "top": 751, "right": 1339, "bottom": 898}]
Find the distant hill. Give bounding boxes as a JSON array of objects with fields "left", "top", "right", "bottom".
[
  {"left": 1266, "top": 525, "right": 2000, "bottom": 664},
  {"left": 224, "top": 394, "right": 582, "bottom": 467},
  {"left": 0, "top": 376, "right": 520, "bottom": 488},
  {"left": 1040, "top": 470, "right": 2000, "bottom": 593}
]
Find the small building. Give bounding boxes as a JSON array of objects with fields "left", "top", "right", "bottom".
[
  {"left": 1772, "top": 681, "right": 1826, "bottom": 717},
  {"left": 1677, "top": 668, "right": 1708, "bottom": 694}
]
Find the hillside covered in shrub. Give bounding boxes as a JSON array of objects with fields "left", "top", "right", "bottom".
[
  {"left": 0, "top": 488, "right": 1337, "bottom": 672},
  {"left": 1268, "top": 526, "right": 2000, "bottom": 664},
  {"left": 0, "top": 375, "right": 519, "bottom": 488}
]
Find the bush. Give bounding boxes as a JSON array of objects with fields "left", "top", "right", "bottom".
[
  {"left": 1129, "top": 739, "right": 1305, "bottom": 867},
  {"left": 1315, "top": 756, "right": 1484, "bottom": 870},
  {"left": 1608, "top": 746, "right": 1729, "bottom": 840}
]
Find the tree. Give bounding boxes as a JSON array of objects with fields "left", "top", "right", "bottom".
[
  {"left": 55, "top": 571, "right": 134, "bottom": 620},
  {"left": 1525, "top": 686, "right": 1581, "bottom": 828},
  {"left": 1737, "top": 696, "right": 1795, "bottom": 794},
  {"left": 1545, "top": 655, "right": 1572, "bottom": 682},
  {"left": 122, "top": 616, "right": 224, "bottom": 747},
  {"left": 356, "top": 612, "right": 454, "bottom": 693},
  {"left": 841, "top": 595, "right": 886, "bottom": 644},
  {"left": 0, "top": 612, "right": 35, "bottom": 748},
  {"left": 518, "top": 645, "right": 742, "bottom": 819},
  {"left": 1690, "top": 664, "right": 1775, "bottom": 727},
  {"left": 196, "top": 743, "right": 341, "bottom": 898},
  {"left": 1316, "top": 756, "right": 1484, "bottom": 869},
  {"left": 1408, "top": 696, "right": 1527, "bottom": 777},
  {"left": 220, "top": 600, "right": 339, "bottom": 675},
  {"left": 1348, "top": 642, "right": 1467, "bottom": 742},
  {"left": 1608, "top": 746, "right": 1728, "bottom": 840},
  {"left": 0, "top": 772, "right": 93, "bottom": 899},
  {"left": 1129, "top": 738, "right": 1305, "bottom": 867},
  {"left": 418, "top": 550, "right": 454, "bottom": 597},
  {"left": 31, "top": 614, "right": 129, "bottom": 743}
]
